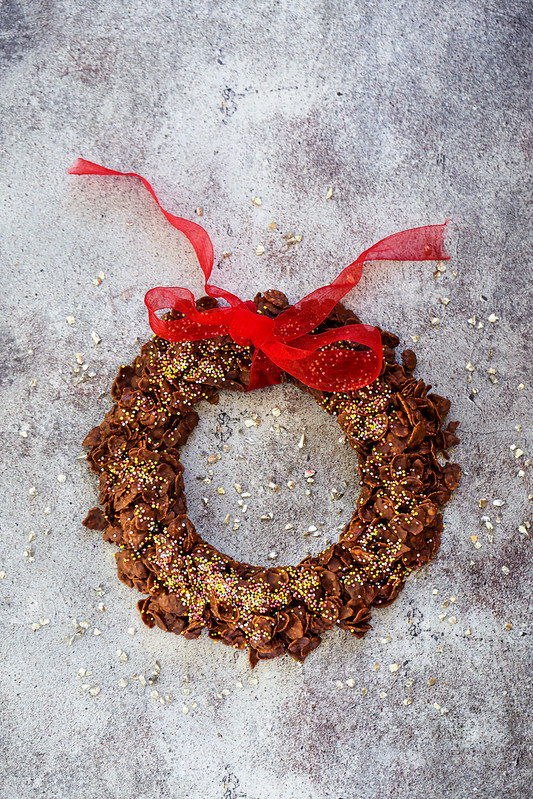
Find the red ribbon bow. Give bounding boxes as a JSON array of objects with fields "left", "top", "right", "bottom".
[{"left": 68, "top": 158, "right": 449, "bottom": 392}]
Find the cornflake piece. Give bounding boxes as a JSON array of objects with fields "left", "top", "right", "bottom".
[
  {"left": 285, "top": 523, "right": 294, "bottom": 530},
  {"left": 298, "top": 432, "right": 306, "bottom": 449},
  {"left": 517, "top": 383, "right": 525, "bottom": 390},
  {"left": 31, "top": 623, "right": 40, "bottom": 631},
  {"left": 19, "top": 428, "right": 29, "bottom": 438},
  {"left": 389, "top": 664, "right": 401, "bottom": 673},
  {"left": 488, "top": 313, "right": 499, "bottom": 323},
  {"left": 430, "top": 317, "right": 441, "bottom": 326},
  {"left": 234, "top": 483, "right": 242, "bottom": 494},
  {"left": 91, "top": 331, "right": 101, "bottom": 346},
  {"left": 346, "top": 679, "right": 355, "bottom": 688},
  {"left": 465, "top": 362, "right": 475, "bottom": 372},
  {"left": 335, "top": 680, "right": 344, "bottom": 689},
  {"left": 304, "top": 469, "right": 315, "bottom": 478},
  {"left": 493, "top": 499, "right": 504, "bottom": 507},
  {"left": 325, "top": 186, "right": 333, "bottom": 199},
  {"left": 504, "top": 622, "right": 513, "bottom": 630},
  {"left": 128, "top": 627, "right": 136, "bottom": 636},
  {"left": 93, "top": 628, "right": 102, "bottom": 636},
  {"left": 287, "top": 480, "right": 295, "bottom": 489},
  {"left": 271, "top": 407, "right": 281, "bottom": 417},
  {"left": 379, "top": 691, "right": 387, "bottom": 699},
  {"left": 255, "top": 245, "right": 265, "bottom": 256},
  {"left": 428, "top": 677, "right": 438, "bottom": 686},
  {"left": 439, "top": 297, "right": 451, "bottom": 306},
  {"left": 501, "top": 566, "right": 510, "bottom": 575},
  {"left": 66, "top": 316, "right": 76, "bottom": 325},
  {"left": 222, "top": 250, "right": 231, "bottom": 258},
  {"left": 464, "top": 628, "right": 472, "bottom": 636},
  {"left": 57, "top": 474, "right": 66, "bottom": 483},
  {"left": 467, "top": 316, "right": 476, "bottom": 326},
  {"left": 89, "top": 686, "right": 100, "bottom": 697},
  {"left": 195, "top": 207, "right": 203, "bottom": 216},
  {"left": 118, "top": 678, "right": 128, "bottom": 688},
  {"left": 0, "top": 571, "right": 5, "bottom": 579},
  {"left": 217, "top": 487, "right": 225, "bottom": 495},
  {"left": 251, "top": 196, "right": 262, "bottom": 207}
]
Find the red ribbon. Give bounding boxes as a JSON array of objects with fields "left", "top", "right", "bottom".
[{"left": 68, "top": 158, "right": 449, "bottom": 392}]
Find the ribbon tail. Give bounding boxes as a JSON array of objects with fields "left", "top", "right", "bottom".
[
  {"left": 274, "top": 222, "right": 450, "bottom": 340},
  {"left": 68, "top": 157, "right": 242, "bottom": 308},
  {"left": 246, "top": 349, "right": 284, "bottom": 392}
]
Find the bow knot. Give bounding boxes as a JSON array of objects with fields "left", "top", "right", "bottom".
[
  {"left": 68, "top": 158, "right": 450, "bottom": 393},
  {"left": 229, "top": 307, "right": 275, "bottom": 349}
]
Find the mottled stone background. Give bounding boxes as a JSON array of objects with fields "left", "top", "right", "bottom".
[{"left": 0, "top": 1, "right": 531, "bottom": 797}]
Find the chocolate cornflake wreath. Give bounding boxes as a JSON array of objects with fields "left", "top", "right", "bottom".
[
  {"left": 82, "top": 291, "right": 460, "bottom": 666},
  {"left": 73, "top": 159, "right": 460, "bottom": 666}
]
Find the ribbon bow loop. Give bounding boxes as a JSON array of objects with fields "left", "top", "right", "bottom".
[{"left": 68, "top": 158, "right": 450, "bottom": 393}]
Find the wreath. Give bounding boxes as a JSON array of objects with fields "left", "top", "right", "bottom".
[{"left": 72, "top": 159, "right": 460, "bottom": 667}]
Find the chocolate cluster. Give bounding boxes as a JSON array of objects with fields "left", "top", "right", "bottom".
[{"left": 82, "top": 292, "right": 460, "bottom": 667}]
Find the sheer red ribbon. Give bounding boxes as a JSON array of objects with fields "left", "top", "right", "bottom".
[{"left": 68, "top": 158, "right": 449, "bottom": 392}]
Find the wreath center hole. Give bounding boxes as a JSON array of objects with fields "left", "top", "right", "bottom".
[{"left": 182, "top": 383, "right": 359, "bottom": 567}]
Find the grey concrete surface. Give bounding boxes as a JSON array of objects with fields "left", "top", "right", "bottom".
[{"left": 0, "top": 1, "right": 531, "bottom": 797}]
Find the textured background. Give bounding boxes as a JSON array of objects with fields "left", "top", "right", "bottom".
[{"left": 0, "top": 1, "right": 531, "bottom": 797}]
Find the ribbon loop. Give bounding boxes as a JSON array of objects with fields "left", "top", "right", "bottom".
[{"left": 68, "top": 158, "right": 450, "bottom": 392}]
